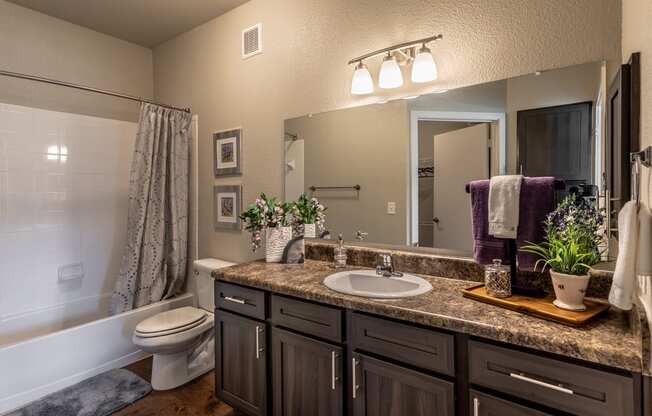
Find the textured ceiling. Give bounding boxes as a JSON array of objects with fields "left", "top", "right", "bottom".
[{"left": 5, "top": 0, "right": 250, "bottom": 47}]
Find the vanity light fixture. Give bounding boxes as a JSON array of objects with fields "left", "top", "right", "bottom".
[
  {"left": 379, "top": 53, "right": 403, "bottom": 89},
  {"left": 411, "top": 44, "right": 438, "bottom": 83},
  {"left": 350, "top": 61, "right": 374, "bottom": 94},
  {"left": 349, "top": 34, "right": 442, "bottom": 95}
]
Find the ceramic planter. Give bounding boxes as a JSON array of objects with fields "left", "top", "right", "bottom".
[
  {"left": 265, "top": 226, "right": 293, "bottom": 263},
  {"left": 550, "top": 270, "right": 590, "bottom": 311}
]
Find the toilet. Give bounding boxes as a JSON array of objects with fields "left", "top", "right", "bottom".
[{"left": 132, "top": 258, "right": 234, "bottom": 390}]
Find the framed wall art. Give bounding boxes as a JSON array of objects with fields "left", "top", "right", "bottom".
[
  {"left": 214, "top": 128, "right": 242, "bottom": 176},
  {"left": 214, "top": 185, "right": 242, "bottom": 230}
]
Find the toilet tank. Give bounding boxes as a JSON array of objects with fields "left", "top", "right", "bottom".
[{"left": 193, "top": 258, "right": 235, "bottom": 311}]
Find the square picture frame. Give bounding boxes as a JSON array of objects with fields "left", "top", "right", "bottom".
[
  {"left": 214, "top": 128, "right": 242, "bottom": 176},
  {"left": 214, "top": 185, "right": 242, "bottom": 230}
]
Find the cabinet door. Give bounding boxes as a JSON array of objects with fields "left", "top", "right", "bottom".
[
  {"left": 352, "top": 353, "right": 454, "bottom": 416},
  {"left": 470, "top": 390, "right": 552, "bottom": 416},
  {"left": 272, "top": 327, "right": 343, "bottom": 416},
  {"left": 215, "top": 310, "right": 267, "bottom": 416}
]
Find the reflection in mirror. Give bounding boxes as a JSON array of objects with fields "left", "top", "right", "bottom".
[{"left": 284, "top": 61, "right": 609, "bottom": 257}]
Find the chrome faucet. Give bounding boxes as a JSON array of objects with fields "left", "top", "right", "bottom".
[
  {"left": 376, "top": 253, "right": 403, "bottom": 277},
  {"left": 355, "top": 230, "right": 368, "bottom": 241}
]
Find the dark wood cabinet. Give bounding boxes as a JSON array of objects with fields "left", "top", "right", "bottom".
[
  {"left": 272, "top": 327, "right": 343, "bottom": 416},
  {"left": 215, "top": 310, "right": 267, "bottom": 416},
  {"left": 351, "top": 353, "right": 455, "bottom": 416},
  {"left": 469, "top": 390, "right": 551, "bottom": 416}
]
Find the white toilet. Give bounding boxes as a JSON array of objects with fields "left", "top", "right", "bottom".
[{"left": 132, "top": 258, "right": 234, "bottom": 390}]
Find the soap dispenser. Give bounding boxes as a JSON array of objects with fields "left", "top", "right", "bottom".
[{"left": 334, "top": 233, "right": 347, "bottom": 269}]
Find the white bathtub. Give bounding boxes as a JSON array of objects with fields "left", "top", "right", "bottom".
[{"left": 0, "top": 293, "right": 194, "bottom": 414}]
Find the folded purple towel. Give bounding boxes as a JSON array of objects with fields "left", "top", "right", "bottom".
[
  {"left": 469, "top": 180, "right": 509, "bottom": 265},
  {"left": 517, "top": 177, "right": 557, "bottom": 271}
]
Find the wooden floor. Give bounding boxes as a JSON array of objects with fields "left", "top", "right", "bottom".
[{"left": 114, "top": 358, "right": 243, "bottom": 416}]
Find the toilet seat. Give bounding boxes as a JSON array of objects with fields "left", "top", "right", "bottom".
[
  {"left": 133, "top": 311, "right": 214, "bottom": 355},
  {"left": 135, "top": 306, "right": 207, "bottom": 338}
]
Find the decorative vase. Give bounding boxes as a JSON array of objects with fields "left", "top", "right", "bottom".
[
  {"left": 303, "top": 223, "right": 317, "bottom": 238},
  {"left": 265, "top": 226, "right": 292, "bottom": 263},
  {"left": 550, "top": 270, "right": 590, "bottom": 311}
]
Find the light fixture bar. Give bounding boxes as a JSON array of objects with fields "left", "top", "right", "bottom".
[{"left": 347, "top": 34, "right": 443, "bottom": 65}]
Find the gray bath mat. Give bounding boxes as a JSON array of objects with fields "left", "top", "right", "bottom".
[{"left": 7, "top": 369, "right": 152, "bottom": 416}]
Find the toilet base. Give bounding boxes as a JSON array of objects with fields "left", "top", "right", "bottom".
[{"left": 150, "top": 344, "right": 215, "bottom": 390}]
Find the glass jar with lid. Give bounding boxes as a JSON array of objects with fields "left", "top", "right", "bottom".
[{"left": 485, "top": 259, "right": 511, "bottom": 298}]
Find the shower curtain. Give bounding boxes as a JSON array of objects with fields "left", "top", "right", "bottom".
[{"left": 110, "top": 103, "right": 192, "bottom": 315}]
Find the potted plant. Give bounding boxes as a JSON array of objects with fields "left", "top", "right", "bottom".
[
  {"left": 290, "top": 194, "right": 327, "bottom": 238},
  {"left": 521, "top": 194, "right": 604, "bottom": 311},
  {"left": 240, "top": 193, "right": 293, "bottom": 263}
]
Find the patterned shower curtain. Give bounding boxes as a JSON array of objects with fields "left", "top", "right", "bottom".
[{"left": 110, "top": 103, "right": 192, "bottom": 315}]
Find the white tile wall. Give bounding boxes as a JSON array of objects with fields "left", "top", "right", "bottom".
[{"left": 0, "top": 103, "right": 136, "bottom": 344}]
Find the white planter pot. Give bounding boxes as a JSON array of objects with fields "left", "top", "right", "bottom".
[
  {"left": 265, "top": 226, "right": 292, "bottom": 263},
  {"left": 550, "top": 270, "right": 590, "bottom": 311},
  {"left": 303, "top": 223, "right": 317, "bottom": 238}
]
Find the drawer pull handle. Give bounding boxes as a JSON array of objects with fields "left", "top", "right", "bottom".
[
  {"left": 473, "top": 397, "right": 479, "bottom": 416},
  {"left": 224, "top": 296, "right": 246, "bottom": 305},
  {"left": 352, "top": 357, "right": 359, "bottom": 399},
  {"left": 255, "top": 326, "right": 264, "bottom": 359},
  {"left": 509, "top": 372, "right": 574, "bottom": 395},
  {"left": 331, "top": 351, "right": 339, "bottom": 390}
]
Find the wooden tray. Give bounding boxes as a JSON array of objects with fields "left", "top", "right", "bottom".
[{"left": 462, "top": 284, "right": 610, "bottom": 327}]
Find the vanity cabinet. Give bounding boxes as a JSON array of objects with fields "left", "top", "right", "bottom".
[
  {"left": 352, "top": 352, "right": 455, "bottom": 416},
  {"left": 272, "top": 327, "right": 344, "bottom": 416},
  {"left": 215, "top": 310, "right": 267, "bottom": 416},
  {"left": 469, "top": 390, "right": 552, "bottom": 416}
]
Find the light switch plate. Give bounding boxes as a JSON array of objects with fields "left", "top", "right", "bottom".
[{"left": 387, "top": 202, "right": 396, "bottom": 215}]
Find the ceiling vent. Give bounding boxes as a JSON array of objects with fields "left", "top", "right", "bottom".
[{"left": 242, "top": 23, "right": 262, "bottom": 59}]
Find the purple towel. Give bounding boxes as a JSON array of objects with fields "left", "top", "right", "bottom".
[
  {"left": 517, "top": 177, "right": 557, "bottom": 271},
  {"left": 469, "top": 180, "right": 508, "bottom": 265}
]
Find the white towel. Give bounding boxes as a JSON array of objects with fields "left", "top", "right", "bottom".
[
  {"left": 609, "top": 201, "right": 639, "bottom": 310},
  {"left": 637, "top": 204, "right": 652, "bottom": 326},
  {"left": 488, "top": 175, "right": 522, "bottom": 239}
]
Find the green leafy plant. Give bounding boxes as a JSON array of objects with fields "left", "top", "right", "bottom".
[
  {"left": 240, "top": 193, "right": 292, "bottom": 251},
  {"left": 290, "top": 194, "right": 326, "bottom": 226},
  {"left": 521, "top": 194, "right": 604, "bottom": 275}
]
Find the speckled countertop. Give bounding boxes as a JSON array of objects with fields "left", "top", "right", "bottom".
[{"left": 213, "top": 260, "right": 644, "bottom": 373}]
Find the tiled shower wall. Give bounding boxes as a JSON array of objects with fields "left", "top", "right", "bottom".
[{"left": 0, "top": 103, "right": 136, "bottom": 345}]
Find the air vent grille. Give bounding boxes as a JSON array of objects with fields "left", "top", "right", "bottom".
[{"left": 242, "top": 23, "right": 262, "bottom": 59}]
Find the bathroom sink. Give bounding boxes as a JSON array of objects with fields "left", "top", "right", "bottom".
[{"left": 323, "top": 270, "right": 433, "bottom": 299}]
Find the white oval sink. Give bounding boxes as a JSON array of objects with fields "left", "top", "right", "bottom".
[{"left": 323, "top": 270, "right": 433, "bottom": 299}]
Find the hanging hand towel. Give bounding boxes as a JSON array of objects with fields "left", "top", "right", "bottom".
[
  {"left": 609, "top": 201, "right": 639, "bottom": 310},
  {"left": 469, "top": 180, "right": 509, "bottom": 265},
  {"left": 637, "top": 204, "right": 652, "bottom": 311},
  {"left": 488, "top": 175, "right": 523, "bottom": 239}
]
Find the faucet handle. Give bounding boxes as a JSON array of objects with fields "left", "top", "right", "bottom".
[
  {"left": 376, "top": 253, "right": 393, "bottom": 275},
  {"left": 355, "top": 230, "right": 368, "bottom": 241}
]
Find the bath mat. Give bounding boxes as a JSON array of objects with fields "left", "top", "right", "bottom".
[{"left": 6, "top": 368, "right": 152, "bottom": 416}]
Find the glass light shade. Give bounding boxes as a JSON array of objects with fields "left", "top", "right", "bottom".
[
  {"left": 350, "top": 62, "right": 374, "bottom": 95},
  {"left": 411, "top": 46, "right": 438, "bottom": 83},
  {"left": 378, "top": 55, "right": 403, "bottom": 89}
]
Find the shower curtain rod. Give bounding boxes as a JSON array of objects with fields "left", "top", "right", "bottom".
[{"left": 0, "top": 69, "right": 191, "bottom": 113}]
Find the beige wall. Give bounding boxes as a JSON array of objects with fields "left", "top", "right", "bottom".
[
  {"left": 286, "top": 101, "right": 409, "bottom": 245},
  {"left": 153, "top": 0, "right": 621, "bottom": 262},
  {"left": 0, "top": 0, "right": 153, "bottom": 122},
  {"left": 505, "top": 62, "right": 602, "bottom": 174},
  {"left": 622, "top": 0, "right": 652, "bottom": 205}
]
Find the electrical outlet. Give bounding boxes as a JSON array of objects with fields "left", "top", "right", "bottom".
[{"left": 387, "top": 202, "right": 396, "bottom": 215}]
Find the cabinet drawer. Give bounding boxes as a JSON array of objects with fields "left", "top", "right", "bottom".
[
  {"left": 271, "top": 294, "right": 343, "bottom": 342},
  {"left": 215, "top": 281, "right": 266, "bottom": 320},
  {"left": 470, "top": 390, "right": 551, "bottom": 416},
  {"left": 351, "top": 312, "right": 454, "bottom": 376},
  {"left": 469, "top": 340, "right": 635, "bottom": 416}
]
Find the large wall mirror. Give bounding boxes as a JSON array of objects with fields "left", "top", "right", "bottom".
[{"left": 284, "top": 60, "right": 633, "bottom": 257}]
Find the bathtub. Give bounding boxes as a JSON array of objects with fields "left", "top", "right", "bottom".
[{"left": 0, "top": 293, "right": 194, "bottom": 414}]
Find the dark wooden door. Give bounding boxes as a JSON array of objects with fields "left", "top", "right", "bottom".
[
  {"left": 272, "top": 327, "right": 343, "bottom": 416},
  {"left": 517, "top": 101, "right": 593, "bottom": 193},
  {"left": 215, "top": 310, "right": 267, "bottom": 416},
  {"left": 470, "top": 390, "right": 552, "bottom": 416},
  {"left": 352, "top": 353, "right": 454, "bottom": 416}
]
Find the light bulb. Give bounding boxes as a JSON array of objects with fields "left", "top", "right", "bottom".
[
  {"left": 378, "top": 54, "right": 403, "bottom": 89},
  {"left": 350, "top": 61, "right": 374, "bottom": 95},
  {"left": 411, "top": 45, "right": 438, "bottom": 83}
]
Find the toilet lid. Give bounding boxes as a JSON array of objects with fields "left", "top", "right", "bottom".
[{"left": 135, "top": 306, "right": 207, "bottom": 336}]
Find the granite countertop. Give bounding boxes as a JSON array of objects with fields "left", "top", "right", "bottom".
[{"left": 213, "top": 260, "right": 644, "bottom": 373}]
